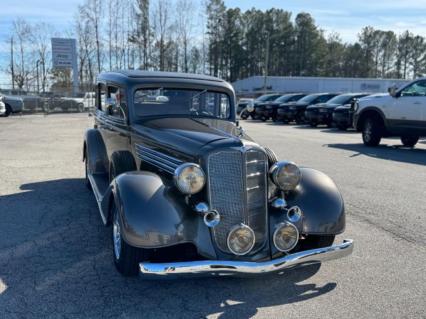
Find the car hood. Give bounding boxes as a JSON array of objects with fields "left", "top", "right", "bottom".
[
  {"left": 358, "top": 93, "right": 391, "bottom": 108},
  {"left": 132, "top": 117, "right": 244, "bottom": 157}
]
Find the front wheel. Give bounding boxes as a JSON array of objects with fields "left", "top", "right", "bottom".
[
  {"left": 401, "top": 135, "right": 419, "bottom": 147},
  {"left": 260, "top": 115, "right": 267, "bottom": 122},
  {"left": 4, "top": 104, "right": 12, "bottom": 117},
  {"left": 362, "top": 117, "right": 382, "bottom": 146},
  {"left": 112, "top": 202, "right": 148, "bottom": 276},
  {"left": 240, "top": 110, "right": 249, "bottom": 120}
]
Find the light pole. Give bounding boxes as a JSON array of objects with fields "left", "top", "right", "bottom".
[{"left": 36, "top": 60, "right": 40, "bottom": 94}]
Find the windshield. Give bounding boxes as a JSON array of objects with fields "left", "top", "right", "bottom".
[
  {"left": 133, "top": 88, "right": 231, "bottom": 119},
  {"left": 255, "top": 94, "right": 281, "bottom": 102},
  {"left": 296, "top": 94, "right": 319, "bottom": 104},
  {"left": 275, "top": 94, "right": 304, "bottom": 103},
  {"left": 326, "top": 95, "right": 352, "bottom": 105}
]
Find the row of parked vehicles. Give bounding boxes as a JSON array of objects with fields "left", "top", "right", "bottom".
[
  {"left": 238, "top": 77, "right": 426, "bottom": 148},
  {"left": 0, "top": 92, "right": 96, "bottom": 117},
  {"left": 238, "top": 92, "right": 367, "bottom": 130}
]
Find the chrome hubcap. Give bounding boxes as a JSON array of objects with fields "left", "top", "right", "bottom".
[{"left": 113, "top": 211, "right": 121, "bottom": 260}]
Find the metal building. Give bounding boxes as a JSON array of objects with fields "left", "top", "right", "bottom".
[{"left": 232, "top": 76, "right": 410, "bottom": 97}]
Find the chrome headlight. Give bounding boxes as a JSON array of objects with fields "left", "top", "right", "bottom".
[
  {"left": 273, "top": 222, "right": 299, "bottom": 252},
  {"left": 270, "top": 161, "right": 302, "bottom": 191},
  {"left": 173, "top": 163, "right": 205, "bottom": 195},
  {"left": 227, "top": 224, "right": 255, "bottom": 255}
]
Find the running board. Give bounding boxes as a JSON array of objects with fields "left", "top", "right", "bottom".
[{"left": 88, "top": 173, "right": 111, "bottom": 225}]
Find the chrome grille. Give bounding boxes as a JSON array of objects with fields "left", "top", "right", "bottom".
[{"left": 208, "top": 149, "right": 268, "bottom": 253}]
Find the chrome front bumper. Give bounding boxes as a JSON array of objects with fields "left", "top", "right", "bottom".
[{"left": 139, "top": 239, "right": 353, "bottom": 277}]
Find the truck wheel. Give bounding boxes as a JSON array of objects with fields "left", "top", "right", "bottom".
[
  {"left": 260, "top": 115, "right": 267, "bottom": 122},
  {"left": 401, "top": 135, "right": 419, "bottom": 147},
  {"left": 78, "top": 103, "right": 84, "bottom": 113},
  {"left": 111, "top": 202, "right": 148, "bottom": 276},
  {"left": 4, "top": 104, "right": 12, "bottom": 117},
  {"left": 271, "top": 116, "right": 277, "bottom": 122},
  {"left": 362, "top": 117, "right": 382, "bottom": 146},
  {"left": 309, "top": 122, "right": 317, "bottom": 128},
  {"left": 109, "top": 152, "right": 136, "bottom": 182}
]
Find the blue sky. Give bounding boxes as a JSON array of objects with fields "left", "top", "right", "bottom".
[{"left": 1, "top": 0, "right": 426, "bottom": 83}]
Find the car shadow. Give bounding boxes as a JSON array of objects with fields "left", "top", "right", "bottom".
[
  {"left": 325, "top": 143, "right": 426, "bottom": 166},
  {"left": 0, "top": 178, "right": 336, "bottom": 318}
]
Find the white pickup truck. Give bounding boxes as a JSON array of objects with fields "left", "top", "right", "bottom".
[{"left": 353, "top": 78, "right": 426, "bottom": 147}]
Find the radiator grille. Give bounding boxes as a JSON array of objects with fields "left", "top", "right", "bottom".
[{"left": 208, "top": 149, "right": 268, "bottom": 253}]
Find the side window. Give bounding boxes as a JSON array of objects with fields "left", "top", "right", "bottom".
[
  {"left": 400, "top": 80, "right": 426, "bottom": 97},
  {"left": 107, "top": 86, "right": 126, "bottom": 119},
  {"left": 98, "top": 83, "right": 106, "bottom": 112}
]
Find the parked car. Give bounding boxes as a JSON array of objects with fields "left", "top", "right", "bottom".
[
  {"left": 263, "top": 93, "right": 307, "bottom": 122},
  {"left": 83, "top": 70, "right": 353, "bottom": 277},
  {"left": 0, "top": 100, "right": 5, "bottom": 116},
  {"left": 333, "top": 95, "right": 371, "bottom": 130},
  {"left": 236, "top": 98, "right": 254, "bottom": 116},
  {"left": 305, "top": 93, "right": 369, "bottom": 128},
  {"left": 240, "top": 94, "right": 282, "bottom": 120},
  {"left": 0, "top": 95, "right": 24, "bottom": 116},
  {"left": 276, "top": 93, "right": 339, "bottom": 124},
  {"left": 83, "top": 92, "right": 96, "bottom": 110},
  {"left": 354, "top": 78, "right": 426, "bottom": 147}
]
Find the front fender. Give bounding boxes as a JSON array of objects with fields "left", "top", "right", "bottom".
[
  {"left": 286, "top": 168, "right": 345, "bottom": 235},
  {"left": 112, "top": 171, "right": 216, "bottom": 257}
]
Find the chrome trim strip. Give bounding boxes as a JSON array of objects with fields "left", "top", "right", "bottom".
[
  {"left": 135, "top": 144, "right": 183, "bottom": 174},
  {"left": 139, "top": 239, "right": 354, "bottom": 277}
]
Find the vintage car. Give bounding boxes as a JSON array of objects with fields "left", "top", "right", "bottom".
[{"left": 83, "top": 70, "right": 353, "bottom": 277}]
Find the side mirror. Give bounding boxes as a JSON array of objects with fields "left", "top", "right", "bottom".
[{"left": 388, "top": 86, "right": 398, "bottom": 97}]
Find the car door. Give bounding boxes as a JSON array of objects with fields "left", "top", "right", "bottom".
[
  {"left": 386, "top": 80, "right": 426, "bottom": 131},
  {"left": 96, "top": 83, "right": 131, "bottom": 162}
]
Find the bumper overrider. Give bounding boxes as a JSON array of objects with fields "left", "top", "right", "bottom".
[{"left": 139, "top": 239, "right": 353, "bottom": 277}]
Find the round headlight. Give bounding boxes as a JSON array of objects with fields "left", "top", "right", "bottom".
[
  {"left": 227, "top": 224, "right": 255, "bottom": 255},
  {"left": 270, "top": 161, "right": 301, "bottom": 191},
  {"left": 273, "top": 222, "right": 299, "bottom": 252},
  {"left": 173, "top": 163, "right": 205, "bottom": 195}
]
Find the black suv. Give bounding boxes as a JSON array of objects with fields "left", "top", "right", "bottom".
[{"left": 276, "top": 93, "right": 339, "bottom": 124}]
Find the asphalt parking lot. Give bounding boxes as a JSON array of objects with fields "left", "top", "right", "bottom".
[{"left": 0, "top": 114, "right": 425, "bottom": 319}]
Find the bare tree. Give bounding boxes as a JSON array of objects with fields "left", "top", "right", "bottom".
[
  {"left": 10, "top": 19, "right": 32, "bottom": 90},
  {"left": 176, "top": 0, "right": 195, "bottom": 72},
  {"left": 30, "top": 22, "right": 53, "bottom": 92},
  {"left": 152, "top": 0, "right": 172, "bottom": 71},
  {"left": 81, "top": 0, "right": 103, "bottom": 74}
]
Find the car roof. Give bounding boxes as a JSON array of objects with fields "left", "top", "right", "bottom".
[
  {"left": 100, "top": 70, "right": 225, "bottom": 83},
  {"left": 97, "top": 70, "right": 234, "bottom": 96}
]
